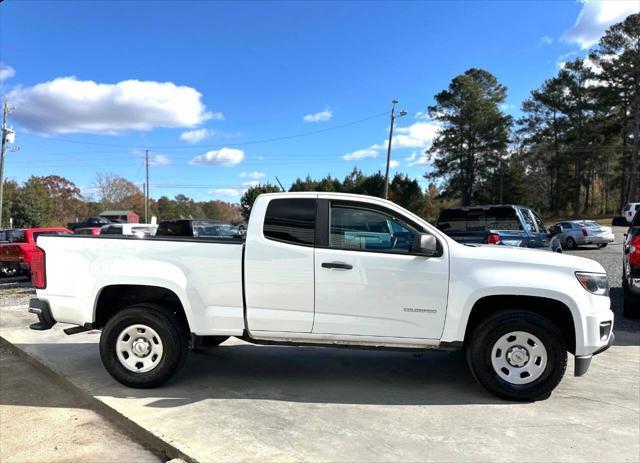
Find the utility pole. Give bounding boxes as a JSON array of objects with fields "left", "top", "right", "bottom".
[
  {"left": 383, "top": 100, "right": 407, "bottom": 199},
  {"left": 0, "top": 98, "right": 18, "bottom": 228},
  {"left": 145, "top": 149, "right": 149, "bottom": 224}
]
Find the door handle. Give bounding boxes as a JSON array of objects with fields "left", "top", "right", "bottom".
[{"left": 322, "top": 262, "right": 353, "bottom": 270}]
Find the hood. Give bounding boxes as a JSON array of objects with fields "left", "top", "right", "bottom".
[{"left": 456, "top": 243, "right": 606, "bottom": 274}]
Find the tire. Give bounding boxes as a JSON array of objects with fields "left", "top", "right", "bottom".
[
  {"left": 466, "top": 310, "right": 567, "bottom": 401},
  {"left": 597, "top": 243, "right": 607, "bottom": 248},
  {"left": 565, "top": 237, "right": 577, "bottom": 250},
  {"left": 99, "top": 304, "right": 188, "bottom": 388}
]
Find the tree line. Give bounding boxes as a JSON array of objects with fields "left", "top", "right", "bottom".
[{"left": 2, "top": 173, "right": 242, "bottom": 228}]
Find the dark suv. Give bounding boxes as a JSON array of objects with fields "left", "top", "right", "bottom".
[
  {"left": 623, "top": 210, "right": 640, "bottom": 318},
  {"left": 436, "top": 205, "right": 562, "bottom": 252}
]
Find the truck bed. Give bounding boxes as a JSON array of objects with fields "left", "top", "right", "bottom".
[{"left": 36, "top": 234, "right": 246, "bottom": 335}]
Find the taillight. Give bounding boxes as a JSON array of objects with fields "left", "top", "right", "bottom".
[
  {"left": 630, "top": 236, "right": 640, "bottom": 267},
  {"left": 487, "top": 233, "right": 501, "bottom": 245},
  {"left": 31, "top": 247, "right": 46, "bottom": 289},
  {"left": 581, "top": 228, "right": 588, "bottom": 236}
]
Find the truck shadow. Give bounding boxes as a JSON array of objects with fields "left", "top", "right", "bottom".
[{"left": 6, "top": 342, "right": 508, "bottom": 408}]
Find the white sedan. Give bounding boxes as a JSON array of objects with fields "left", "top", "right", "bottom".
[{"left": 555, "top": 220, "right": 615, "bottom": 249}]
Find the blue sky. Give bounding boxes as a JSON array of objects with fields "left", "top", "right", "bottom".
[{"left": 0, "top": 0, "right": 638, "bottom": 202}]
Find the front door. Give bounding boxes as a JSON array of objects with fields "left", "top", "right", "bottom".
[{"left": 313, "top": 200, "right": 449, "bottom": 340}]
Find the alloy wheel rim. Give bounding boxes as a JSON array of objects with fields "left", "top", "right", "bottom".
[
  {"left": 491, "top": 331, "right": 547, "bottom": 385},
  {"left": 116, "top": 324, "right": 164, "bottom": 373}
]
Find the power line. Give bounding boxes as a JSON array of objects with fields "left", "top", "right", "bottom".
[{"left": 31, "top": 111, "right": 390, "bottom": 150}]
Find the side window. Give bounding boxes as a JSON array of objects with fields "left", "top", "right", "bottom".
[
  {"left": 520, "top": 209, "right": 536, "bottom": 233},
  {"left": 263, "top": 198, "right": 316, "bottom": 246},
  {"left": 330, "top": 204, "right": 417, "bottom": 253}
]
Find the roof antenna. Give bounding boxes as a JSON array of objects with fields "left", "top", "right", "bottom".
[{"left": 275, "top": 176, "right": 285, "bottom": 192}]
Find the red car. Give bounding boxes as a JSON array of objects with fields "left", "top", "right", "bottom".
[
  {"left": 0, "top": 228, "right": 72, "bottom": 277},
  {"left": 74, "top": 227, "right": 102, "bottom": 236}
]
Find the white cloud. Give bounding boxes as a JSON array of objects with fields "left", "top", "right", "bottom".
[
  {"left": 180, "top": 128, "right": 215, "bottom": 143},
  {"left": 343, "top": 146, "right": 381, "bottom": 161},
  {"left": 562, "top": 0, "right": 639, "bottom": 49},
  {"left": 189, "top": 147, "right": 244, "bottom": 166},
  {"left": 209, "top": 188, "right": 241, "bottom": 197},
  {"left": 343, "top": 121, "right": 439, "bottom": 163},
  {"left": 389, "top": 160, "right": 399, "bottom": 168},
  {"left": 7, "top": 76, "right": 218, "bottom": 135},
  {"left": 0, "top": 63, "right": 15, "bottom": 82},
  {"left": 405, "top": 151, "right": 431, "bottom": 167},
  {"left": 414, "top": 111, "right": 429, "bottom": 120},
  {"left": 393, "top": 121, "right": 439, "bottom": 149},
  {"left": 240, "top": 171, "right": 266, "bottom": 180},
  {"left": 242, "top": 180, "right": 261, "bottom": 188},
  {"left": 556, "top": 50, "right": 579, "bottom": 68},
  {"left": 149, "top": 154, "right": 171, "bottom": 166},
  {"left": 303, "top": 108, "right": 333, "bottom": 122}
]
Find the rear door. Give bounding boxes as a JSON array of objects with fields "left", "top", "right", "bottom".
[
  {"left": 244, "top": 197, "right": 317, "bottom": 333},
  {"left": 313, "top": 199, "right": 449, "bottom": 339}
]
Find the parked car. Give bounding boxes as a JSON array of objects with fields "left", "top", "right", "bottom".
[
  {"left": 554, "top": 220, "right": 615, "bottom": 250},
  {"left": 156, "top": 219, "right": 241, "bottom": 238},
  {"left": 436, "top": 205, "right": 562, "bottom": 252},
  {"left": 623, "top": 210, "right": 640, "bottom": 318},
  {"left": 100, "top": 223, "right": 158, "bottom": 238},
  {"left": 74, "top": 227, "right": 102, "bottom": 236},
  {"left": 0, "top": 227, "right": 72, "bottom": 277},
  {"left": 67, "top": 216, "right": 112, "bottom": 231},
  {"left": 622, "top": 202, "right": 640, "bottom": 224},
  {"left": 29, "top": 192, "right": 614, "bottom": 401}
]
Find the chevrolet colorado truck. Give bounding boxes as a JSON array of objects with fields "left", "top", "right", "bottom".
[{"left": 28, "top": 193, "right": 614, "bottom": 401}]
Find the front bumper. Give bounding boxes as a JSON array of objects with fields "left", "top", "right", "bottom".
[
  {"left": 575, "top": 331, "right": 615, "bottom": 376},
  {"left": 28, "top": 298, "right": 57, "bottom": 331}
]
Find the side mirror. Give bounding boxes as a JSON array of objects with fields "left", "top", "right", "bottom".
[{"left": 411, "top": 233, "right": 438, "bottom": 256}]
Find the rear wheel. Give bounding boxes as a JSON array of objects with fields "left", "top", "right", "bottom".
[
  {"left": 565, "top": 237, "right": 577, "bottom": 250},
  {"left": 597, "top": 243, "right": 607, "bottom": 248},
  {"left": 467, "top": 310, "right": 567, "bottom": 401},
  {"left": 100, "top": 304, "right": 188, "bottom": 388}
]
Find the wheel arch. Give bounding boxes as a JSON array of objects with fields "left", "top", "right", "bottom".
[
  {"left": 93, "top": 284, "right": 191, "bottom": 336},
  {"left": 463, "top": 295, "right": 577, "bottom": 354}
]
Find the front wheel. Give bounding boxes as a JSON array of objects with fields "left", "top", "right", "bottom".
[
  {"left": 100, "top": 304, "right": 188, "bottom": 388},
  {"left": 467, "top": 311, "right": 567, "bottom": 401}
]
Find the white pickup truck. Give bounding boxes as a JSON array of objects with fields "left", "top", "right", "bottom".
[{"left": 28, "top": 193, "right": 614, "bottom": 401}]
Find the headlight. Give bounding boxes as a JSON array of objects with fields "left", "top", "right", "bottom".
[{"left": 575, "top": 272, "right": 609, "bottom": 296}]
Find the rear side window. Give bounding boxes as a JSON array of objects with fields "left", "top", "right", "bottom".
[
  {"left": 263, "top": 198, "right": 316, "bottom": 245},
  {"left": 437, "top": 207, "right": 522, "bottom": 232}
]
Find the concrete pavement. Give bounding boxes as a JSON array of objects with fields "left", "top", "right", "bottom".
[{"left": 1, "top": 304, "right": 638, "bottom": 463}]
